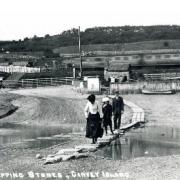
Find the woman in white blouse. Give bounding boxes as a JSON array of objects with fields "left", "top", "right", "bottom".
[{"left": 84, "top": 94, "right": 101, "bottom": 144}]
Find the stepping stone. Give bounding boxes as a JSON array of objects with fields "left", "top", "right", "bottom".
[
  {"left": 140, "top": 113, "right": 145, "bottom": 122},
  {"left": 37, "top": 137, "right": 53, "bottom": 140},
  {"left": 60, "top": 154, "right": 75, "bottom": 161},
  {"left": 132, "top": 113, "right": 137, "bottom": 122},
  {"left": 45, "top": 154, "right": 75, "bottom": 164},
  {"left": 136, "top": 113, "right": 141, "bottom": 122},
  {"left": 47, "top": 154, "right": 56, "bottom": 158},
  {"left": 74, "top": 152, "right": 89, "bottom": 159},
  {"left": 113, "top": 129, "right": 124, "bottom": 135},
  {"left": 119, "top": 131, "right": 124, "bottom": 135},
  {"left": 23, "top": 139, "right": 36, "bottom": 142},
  {"left": 36, "top": 154, "right": 43, "bottom": 159},
  {"left": 98, "top": 139, "right": 111, "bottom": 146},
  {"left": 75, "top": 144, "right": 98, "bottom": 152},
  {"left": 53, "top": 134, "right": 71, "bottom": 138},
  {"left": 57, "top": 148, "right": 82, "bottom": 155},
  {"left": 52, "top": 134, "right": 62, "bottom": 138},
  {"left": 44, "top": 155, "right": 63, "bottom": 164},
  {"left": 101, "top": 134, "right": 115, "bottom": 141}
]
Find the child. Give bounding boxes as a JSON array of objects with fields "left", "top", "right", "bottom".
[{"left": 102, "top": 97, "right": 114, "bottom": 135}]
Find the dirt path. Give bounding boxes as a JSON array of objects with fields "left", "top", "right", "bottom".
[{"left": 9, "top": 86, "right": 132, "bottom": 127}]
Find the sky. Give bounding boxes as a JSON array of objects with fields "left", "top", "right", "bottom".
[{"left": 0, "top": 0, "right": 180, "bottom": 40}]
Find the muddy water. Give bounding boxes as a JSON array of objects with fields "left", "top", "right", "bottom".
[
  {"left": 0, "top": 122, "right": 81, "bottom": 149},
  {"left": 96, "top": 125, "right": 180, "bottom": 160},
  {"left": 1, "top": 121, "right": 180, "bottom": 160}
]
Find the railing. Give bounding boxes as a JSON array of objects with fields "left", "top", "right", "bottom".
[
  {"left": 144, "top": 72, "right": 180, "bottom": 80},
  {"left": 110, "top": 80, "right": 180, "bottom": 94},
  {"left": 2, "top": 77, "right": 73, "bottom": 88},
  {"left": 0, "top": 65, "right": 40, "bottom": 73}
]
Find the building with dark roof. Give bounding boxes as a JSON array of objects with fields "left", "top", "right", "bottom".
[{"left": 104, "top": 63, "right": 130, "bottom": 82}]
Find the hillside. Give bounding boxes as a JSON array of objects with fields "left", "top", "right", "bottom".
[
  {"left": 54, "top": 39, "right": 180, "bottom": 55},
  {"left": 1, "top": 25, "right": 180, "bottom": 53}
]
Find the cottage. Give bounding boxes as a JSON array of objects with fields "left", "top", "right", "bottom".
[
  {"left": 104, "top": 64, "right": 130, "bottom": 83},
  {"left": 73, "top": 65, "right": 104, "bottom": 79}
]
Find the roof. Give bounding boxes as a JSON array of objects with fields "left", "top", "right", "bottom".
[{"left": 107, "top": 63, "right": 130, "bottom": 72}]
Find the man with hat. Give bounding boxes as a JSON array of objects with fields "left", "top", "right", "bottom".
[
  {"left": 112, "top": 91, "right": 124, "bottom": 130},
  {"left": 102, "top": 97, "right": 114, "bottom": 135}
]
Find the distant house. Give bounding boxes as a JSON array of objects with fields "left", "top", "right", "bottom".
[
  {"left": 104, "top": 63, "right": 130, "bottom": 83},
  {"left": 73, "top": 65, "right": 104, "bottom": 79}
]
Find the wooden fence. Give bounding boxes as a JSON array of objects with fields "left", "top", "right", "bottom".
[
  {"left": 110, "top": 80, "right": 180, "bottom": 94},
  {"left": 0, "top": 65, "right": 40, "bottom": 73},
  {"left": 2, "top": 77, "right": 73, "bottom": 88},
  {"left": 144, "top": 73, "right": 180, "bottom": 80}
]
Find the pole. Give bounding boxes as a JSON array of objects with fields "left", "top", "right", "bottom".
[{"left": 78, "top": 26, "right": 83, "bottom": 78}]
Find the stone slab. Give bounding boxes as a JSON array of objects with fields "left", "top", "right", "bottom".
[
  {"left": 57, "top": 148, "right": 82, "bottom": 155},
  {"left": 45, "top": 154, "right": 75, "bottom": 164},
  {"left": 74, "top": 153, "right": 89, "bottom": 159},
  {"left": 120, "top": 121, "right": 139, "bottom": 130},
  {"left": 75, "top": 144, "right": 99, "bottom": 152},
  {"left": 45, "top": 155, "right": 63, "bottom": 164},
  {"left": 52, "top": 134, "right": 71, "bottom": 138}
]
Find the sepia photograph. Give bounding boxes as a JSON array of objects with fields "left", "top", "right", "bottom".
[{"left": 0, "top": 0, "right": 180, "bottom": 179}]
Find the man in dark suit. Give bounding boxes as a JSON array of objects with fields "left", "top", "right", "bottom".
[{"left": 112, "top": 91, "right": 124, "bottom": 130}]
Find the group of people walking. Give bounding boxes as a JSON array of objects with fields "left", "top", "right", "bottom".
[{"left": 84, "top": 91, "right": 124, "bottom": 144}]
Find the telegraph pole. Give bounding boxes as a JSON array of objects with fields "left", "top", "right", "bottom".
[{"left": 78, "top": 26, "right": 83, "bottom": 78}]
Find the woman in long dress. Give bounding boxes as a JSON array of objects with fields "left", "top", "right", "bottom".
[{"left": 84, "top": 94, "right": 101, "bottom": 144}]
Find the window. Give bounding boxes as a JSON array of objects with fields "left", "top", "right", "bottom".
[
  {"left": 155, "top": 55, "right": 161, "bottom": 58},
  {"left": 115, "top": 57, "right": 121, "bottom": 60},
  {"left": 133, "top": 55, "right": 139, "bottom": 59},
  {"left": 145, "top": 55, "right": 152, "bottom": 59},
  {"left": 123, "top": 56, "right": 129, "bottom": 60},
  {"left": 164, "top": 54, "right": 171, "bottom": 58},
  {"left": 173, "top": 54, "right": 180, "bottom": 57}
]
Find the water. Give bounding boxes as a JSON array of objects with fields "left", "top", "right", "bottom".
[
  {"left": 96, "top": 125, "right": 180, "bottom": 160},
  {"left": 0, "top": 122, "right": 75, "bottom": 149},
  {"left": 1, "top": 122, "right": 180, "bottom": 160}
]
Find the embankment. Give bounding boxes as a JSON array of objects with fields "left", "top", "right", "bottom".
[{"left": 0, "top": 91, "right": 18, "bottom": 121}]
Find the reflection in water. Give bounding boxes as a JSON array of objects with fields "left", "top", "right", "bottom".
[
  {"left": 96, "top": 126, "right": 180, "bottom": 160},
  {"left": 0, "top": 122, "right": 82, "bottom": 149}
]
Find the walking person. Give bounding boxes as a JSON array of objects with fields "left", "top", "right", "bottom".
[
  {"left": 112, "top": 91, "right": 124, "bottom": 130},
  {"left": 84, "top": 94, "right": 102, "bottom": 144},
  {"left": 102, "top": 97, "right": 114, "bottom": 135}
]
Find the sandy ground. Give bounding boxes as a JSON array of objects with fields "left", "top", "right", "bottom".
[{"left": 0, "top": 86, "right": 180, "bottom": 180}]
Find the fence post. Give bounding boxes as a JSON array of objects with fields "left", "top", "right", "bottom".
[
  {"left": 36, "top": 79, "right": 38, "bottom": 87},
  {"left": 22, "top": 79, "right": 24, "bottom": 88},
  {"left": 51, "top": 78, "right": 53, "bottom": 86}
]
